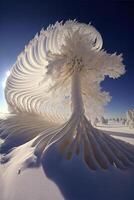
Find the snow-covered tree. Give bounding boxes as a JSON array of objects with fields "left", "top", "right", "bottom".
[
  {"left": 93, "top": 117, "right": 99, "bottom": 126},
  {"left": 0, "top": 20, "right": 134, "bottom": 172},
  {"left": 100, "top": 116, "right": 108, "bottom": 125},
  {"left": 126, "top": 109, "right": 134, "bottom": 129},
  {"left": 122, "top": 118, "right": 127, "bottom": 125},
  {"left": 116, "top": 118, "right": 120, "bottom": 123}
]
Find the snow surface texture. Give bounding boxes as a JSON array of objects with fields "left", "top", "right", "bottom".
[
  {"left": 0, "top": 126, "right": 134, "bottom": 200},
  {"left": 0, "top": 20, "right": 134, "bottom": 200}
]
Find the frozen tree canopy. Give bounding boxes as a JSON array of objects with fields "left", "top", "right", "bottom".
[
  {"left": 4, "top": 20, "right": 125, "bottom": 120},
  {"left": 0, "top": 20, "right": 134, "bottom": 172}
]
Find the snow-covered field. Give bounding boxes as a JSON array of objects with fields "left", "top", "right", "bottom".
[
  {"left": 0, "top": 124, "right": 134, "bottom": 200},
  {"left": 98, "top": 124, "right": 134, "bottom": 145}
]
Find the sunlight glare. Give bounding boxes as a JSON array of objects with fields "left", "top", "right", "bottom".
[{"left": 2, "top": 70, "right": 10, "bottom": 89}]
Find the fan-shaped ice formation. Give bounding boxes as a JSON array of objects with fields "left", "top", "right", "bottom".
[{"left": 0, "top": 20, "right": 134, "bottom": 171}]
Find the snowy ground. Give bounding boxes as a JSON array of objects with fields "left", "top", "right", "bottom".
[
  {"left": 97, "top": 123, "right": 134, "bottom": 145},
  {"left": 0, "top": 124, "right": 134, "bottom": 200}
]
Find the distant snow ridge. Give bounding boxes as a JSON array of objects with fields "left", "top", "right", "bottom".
[{"left": 0, "top": 20, "right": 134, "bottom": 172}]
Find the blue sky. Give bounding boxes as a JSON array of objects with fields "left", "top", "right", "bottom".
[{"left": 0, "top": 0, "right": 134, "bottom": 117}]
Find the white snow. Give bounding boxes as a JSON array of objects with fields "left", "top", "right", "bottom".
[
  {"left": 0, "top": 124, "right": 134, "bottom": 200},
  {"left": 97, "top": 124, "right": 134, "bottom": 145}
]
